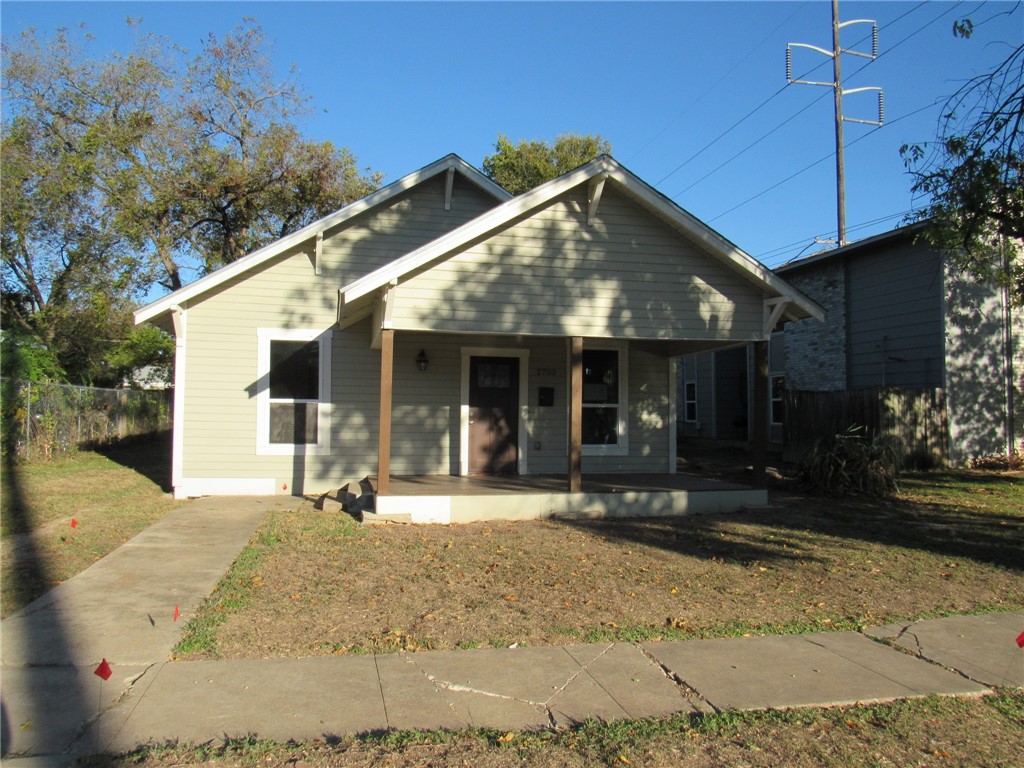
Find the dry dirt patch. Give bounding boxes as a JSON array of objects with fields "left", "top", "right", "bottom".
[{"left": 178, "top": 470, "right": 1023, "bottom": 660}]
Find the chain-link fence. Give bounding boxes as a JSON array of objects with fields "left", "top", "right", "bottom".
[{"left": 1, "top": 378, "right": 172, "bottom": 460}]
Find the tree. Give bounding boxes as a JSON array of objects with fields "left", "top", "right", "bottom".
[
  {"left": 2, "top": 20, "right": 380, "bottom": 384},
  {"left": 482, "top": 133, "right": 612, "bottom": 194},
  {"left": 900, "top": 17, "right": 1023, "bottom": 305}
]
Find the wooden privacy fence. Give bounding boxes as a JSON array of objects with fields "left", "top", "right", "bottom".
[
  {"left": 783, "top": 387, "right": 949, "bottom": 468},
  {"left": 1, "top": 378, "right": 173, "bottom": 460}
]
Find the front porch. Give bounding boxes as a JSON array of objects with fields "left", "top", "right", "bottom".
[{"left": 367, "top": 472, "right": 767, "bottom": 524}]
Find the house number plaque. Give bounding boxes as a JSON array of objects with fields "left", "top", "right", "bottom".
[{"left": 536, "top": 367, "right": 556, "bottom": 377}]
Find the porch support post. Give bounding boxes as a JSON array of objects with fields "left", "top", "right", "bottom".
[
  {"left": 568, "top": 336, "right": 583, "bottom": 492},
  {"left": 377, "top": 328, "right": 395, "bottom": 496},
  {"left": 752, "top": 339, "right": 769, "bottom": 490}
]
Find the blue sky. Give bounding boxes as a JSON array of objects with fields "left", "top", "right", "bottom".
[{"left": 3, "top": 1, "right": 1021, "bottom": 271}]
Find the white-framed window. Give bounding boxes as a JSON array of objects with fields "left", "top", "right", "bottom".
[
  {"left": 770, "top": 332, "right": 785, "bottom": 426},
  {"left": 582, "top": 342, "right": 628, "bottom": 456},
  {"left": 257, "top": 328, "right": 332, "bottom": 455},
  {"left": 682, "top": 357, "right": 698, "bottom": 423}
]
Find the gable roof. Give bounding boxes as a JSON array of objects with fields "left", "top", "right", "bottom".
[
  {"left": 134, "top": 154, "right": 511, "bottom": 325},
  {"left": 339, "top": 155, "right": 824, "bottom": 325}
]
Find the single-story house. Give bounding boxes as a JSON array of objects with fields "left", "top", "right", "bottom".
[
  {"left": 678, "top": 225, "right": 1022, "bottom": 464},
  {"left": 135, "top": 154, "right": 822, "bottom": 522}
]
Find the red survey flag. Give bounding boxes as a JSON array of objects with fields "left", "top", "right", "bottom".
[
  {"left": 94, "top": 658, "right": 112, "bottom": 681},
  {"left": 70, "top": 518, "right": 78, "bottom": 529},
  {"left": 1016, "top": 630, "right": 1024, "bottom": 649},
  {"left": 173, "top": 604, "right": 180, "bottom": 622}
]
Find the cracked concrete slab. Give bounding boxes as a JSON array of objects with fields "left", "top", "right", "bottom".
[
  {"left": 401, "top": 646, "right": 585, "bottom": 730},
  {"left": 375, "top": 654, "right": 467, "bottom": 731},
  {"left": 865, "top": 612, "right": 1024, "bottom": 688},
  {"left": 0, "top": 663, "right": 153, "bottom": 758},
  {"left": 101, "top": 657, "right": 387, "bottom": 753},
  {"left": 644, "top": 631, "right": 989, "bottom": 712},
  {"left": 562, "top": 643, "right": 706, "bottom": 719}
]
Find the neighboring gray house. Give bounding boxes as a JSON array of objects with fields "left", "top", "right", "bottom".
[
  {"left": 678, "top": 225, "right": 1022, "bottom": 464},
  {"left": 135, "top": 153, "right": 821, "bottom": 521}
]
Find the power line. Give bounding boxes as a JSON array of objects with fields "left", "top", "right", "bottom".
[
  {"left": 757, "top": 207, "right": 923, "bottom": 267},
  {"left": 654, "top": 1, "right": 931, "bottom": 189},
  {"left": 706, "top": 100, "right": 937, "bottom": 224},
  {"left": 627, "top": 3, "right": 808, "bottom": 164},
  {"left": 669, "top": 0, "right": 944, "bottom": 200}
]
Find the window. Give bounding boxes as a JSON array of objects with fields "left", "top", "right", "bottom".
[
  {"left": 771, "top": 375, "right": 785, "bottom": 425},
  {"left": 769, "top": 331, "right": 785, "bottom": 426},
  {"left": 581, "top": 345, "right": 628, "bottom": 454},
  {"left": 682, "top": 357, "right": 698, "bottom": 423},
  {"left": 257, "top": 329, "right": 332, "bottom": 455}
]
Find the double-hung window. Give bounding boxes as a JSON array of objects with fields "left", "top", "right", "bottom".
[
  {"left": 581, "top": 344, "right": 628, "bottom": 455},
  {"left": 682, "top": 357, "right": 698, "bottom": 423},
  {"left": 769, "top": 331, "right": 785, "bottom": 426},
  {"left": 257, "top": 329, "right": 332, "bottom": 455}
]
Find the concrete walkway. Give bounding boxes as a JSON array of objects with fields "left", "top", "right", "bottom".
[{"left": 1, "top": 497, "right": 1021, "bottom": 767}]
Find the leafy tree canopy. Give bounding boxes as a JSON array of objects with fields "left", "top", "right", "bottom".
[
  {"left": 482, "top": 133, "right": 612, "bottom": 195},
  {"left": 2, "top": 19, "right": 381, "bottom": 385},
  {"left": 901, "top": 15, "right": 1023, "bottom": 305}
]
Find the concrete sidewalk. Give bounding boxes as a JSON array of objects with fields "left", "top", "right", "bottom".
[{"left": 1, "top": 495, "right": 1021, "bottom": 767}]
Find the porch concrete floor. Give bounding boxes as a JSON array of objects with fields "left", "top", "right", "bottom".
[{"left": 374, "top": 472, "right": 753, "bottom": 496}]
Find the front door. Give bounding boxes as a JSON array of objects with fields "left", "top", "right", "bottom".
[{"left": 468, "top": 356, "right": 519, "bottom": 475}]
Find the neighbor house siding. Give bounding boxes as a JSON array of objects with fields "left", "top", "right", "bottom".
[
  {"left": 391, "top": 187, "right": 764, "bottom": 341},
  {"left": 944, "top": 264, "right": 1024, "bottom": 463},
  {"left": 847, "top": 241, "right": 944, "bottom": 389},
  {"left": 780, "top": 259, "right": 847, "bottom": 391}
]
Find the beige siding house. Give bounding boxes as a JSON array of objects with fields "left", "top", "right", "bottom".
[{"left": 136, "top": 154, "right": 821, "bottom": 522}]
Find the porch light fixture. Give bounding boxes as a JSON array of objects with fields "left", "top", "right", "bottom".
[{"left": 416, "top": 349, "right": 430, "bottom": 372}]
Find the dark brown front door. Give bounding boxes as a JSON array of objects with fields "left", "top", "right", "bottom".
[{"left": 468, "top": 356, "right": 519, "bottom": 475}]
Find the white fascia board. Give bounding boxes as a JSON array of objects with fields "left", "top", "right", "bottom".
[{"left": 134, "top": 154, "right": 510, "bottom": 327}]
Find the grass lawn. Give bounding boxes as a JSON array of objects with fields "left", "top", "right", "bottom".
[
  {"left": 86, "top": 691, "right": 1024, "bottom": 768},
  {"left": 1, "top": 434, "right": 179, "bottom": 618},
  {"left": 175, "top": 468, "right": 1023, "bottom": 659}
]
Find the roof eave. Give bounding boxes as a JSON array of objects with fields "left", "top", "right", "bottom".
[{"left": 134, "top": 154, "right": 510, "bottom": 327}]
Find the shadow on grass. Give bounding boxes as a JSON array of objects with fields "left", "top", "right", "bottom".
[
  {"left": 559, "top": 471, "right": 1022, "bottom": 573},
  {"left": 90, "top": 430, "right": 173, "bottom": 493}
]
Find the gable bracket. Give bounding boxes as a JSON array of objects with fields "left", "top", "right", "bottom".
[
  {"left": 371, "top": 279, "right": 399, "bottom": 349},
  {"left": 587, "top": 174, "right": 607, "bottom": 226},
  {"left": 763, "top": 297, "right": 788, "bottom": 337},
  {"left": 444, "top": 167, "right": 455, "bottom": 212},
  {"left": 314, "top": 231, "right": 324, "bottom": 276}
]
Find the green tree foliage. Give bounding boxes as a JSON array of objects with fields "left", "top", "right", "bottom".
[
  {"left": 901, "top": 18, "right": 1023, "bottom": 305},
  {"left": 482, "top": 133, "right": 612, "bottom": 195},
  {"left": 1, "top": 20, "right": 381, "bottom": 384}
]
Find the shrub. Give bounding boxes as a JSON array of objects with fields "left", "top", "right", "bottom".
[{"left": 800, "top": 425, "right": 902, "bottom": 497}]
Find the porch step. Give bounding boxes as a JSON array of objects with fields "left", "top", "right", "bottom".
[{"left": 361, "top": 510, "right": 413, "bottom": 525}]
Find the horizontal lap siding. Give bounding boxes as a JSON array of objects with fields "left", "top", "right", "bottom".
[
  {"left": 848, "top": 242, "right": 943, "bottom": 388},
  {"left": 392, "top": 187, "right": 763, "bottom": 340},
  {"left": 179, "top": 175, "right": 498, "bottom": 489},
  {"left": 320, "top": 175, "right": 499, "bottom": 282}
]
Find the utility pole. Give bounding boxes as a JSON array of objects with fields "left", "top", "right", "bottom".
[{"left": 787, "top": 0, "right": 883, "bottom": 246}]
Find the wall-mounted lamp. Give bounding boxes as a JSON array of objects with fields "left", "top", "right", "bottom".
[{"left": 416, "top": 349, "right": 430, "bottom": 372}]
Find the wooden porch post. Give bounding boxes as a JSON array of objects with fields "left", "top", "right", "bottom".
[
  {"left": 377, "top": 328, "right": 394, "bottom": 495},
  {"left": 568, "top": 336, "right": 583, "bottom": 492},
  {"left": 751, "top": 340, "right": 769, "bottom": 489}
]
